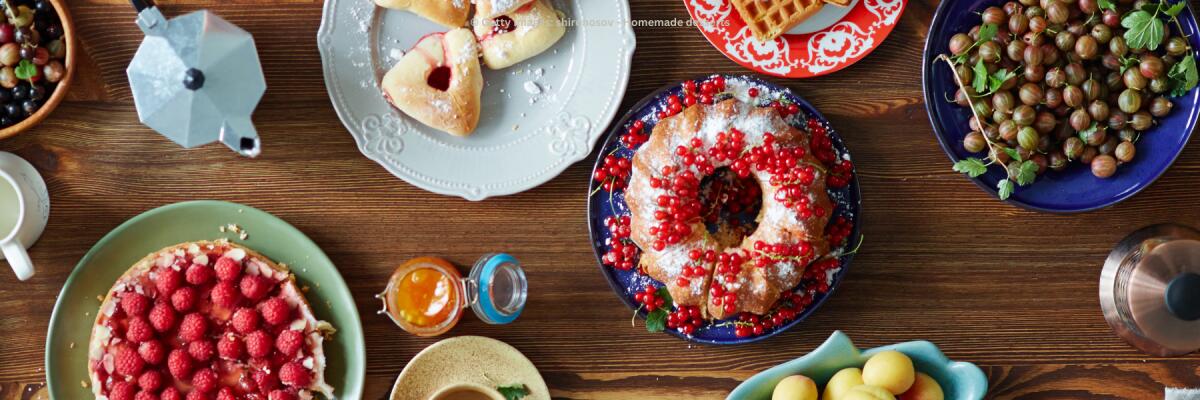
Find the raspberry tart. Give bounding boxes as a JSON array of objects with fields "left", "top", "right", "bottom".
[
  {"left": 382, "top": 28, "right": 483, "bottom": 136},
  {"left": 88, "top": 240, "right": 336, "bottom": 400},
  {"left": 624, "top": 97, "right": 835, "bottom": 319}
]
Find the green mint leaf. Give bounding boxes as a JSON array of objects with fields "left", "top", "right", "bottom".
[
  {"left": 1169, "top": 54, "right": 1199, "bottom": 97},
  {"left": 952, "top": 158, "right": 988, "bottom": 178},
  {"left": 1098, "top": 0, "right": 1116, "bottom": 11},
  {"left": 1166, "top": 1, "right": 1187, "bottom": 17},
  {"left": 972, "top": 59, "right": 989, "bottom": 93},
  {"left": 13, "top": 59, "right": 34, "bottom": 80},
  {"left": 497, "top": 384, "right": 530, "bottom": 400},
  {"left": 1003, "top": 147, "right": 1022, "bottom": 162},
  {"left": 977, "top": 23, "right": 998, "bottom": 43},
  {"left": 1122, "top": 10, "right": 1165, "bottom": 51},
  {"left": 997, "top": 179, "right": 1015, "bottom": 200},
  {"left": 1016, "top": 160, "right": 1039, "bottom": 186},
  {"left": 645, "top": 308, "right": 668, "bottom": 333}
]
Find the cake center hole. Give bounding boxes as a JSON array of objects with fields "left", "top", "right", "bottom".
[{"left": 698, "top": 167, "right": 763, "bottom": 248}]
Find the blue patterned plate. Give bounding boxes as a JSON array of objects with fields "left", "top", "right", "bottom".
[
  {"left": 586, "top": 75, "right": 862, "bottom": 345},
  {"left": 923, "top": 0, "right": 1200, "bottom": 213}
]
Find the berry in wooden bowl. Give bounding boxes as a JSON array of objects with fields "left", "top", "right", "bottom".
[{"left": 0, "top": 0, "right": 74, "bottom": 140}]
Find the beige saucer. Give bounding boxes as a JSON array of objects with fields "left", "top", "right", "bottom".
[{"left": 391, "top": 336, "right": 550, "bottom": 400}]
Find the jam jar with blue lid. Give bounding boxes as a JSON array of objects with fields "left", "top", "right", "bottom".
[{"left": 378, "top": 253, "right": 527, "bottom": 336}]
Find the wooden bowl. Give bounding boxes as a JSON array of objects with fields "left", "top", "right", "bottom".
[{"left": 0, "top": 0, "right": 76, "bottom": 140}]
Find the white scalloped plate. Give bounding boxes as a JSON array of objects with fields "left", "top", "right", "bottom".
[{"left": 318, "top": 0, "right": 635, "bottom": 200}]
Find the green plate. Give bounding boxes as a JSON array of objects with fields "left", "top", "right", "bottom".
[{"left": 45, "top": 200, "right": 365, "bottom": 399}]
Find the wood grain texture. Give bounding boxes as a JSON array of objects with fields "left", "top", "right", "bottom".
[{"left": 1, "top": 0, "right": 1200, "bottom": 399}]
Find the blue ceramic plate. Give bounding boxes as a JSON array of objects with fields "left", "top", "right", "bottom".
[
  {"left": 923, "top": 0, "right": 1200, "bottom": 213},
  {"left": 728, "top": 331, "right": 989, "bottom": 400},
  {"left": 586, "top": 75, "right": 863, "bottom": 345}
]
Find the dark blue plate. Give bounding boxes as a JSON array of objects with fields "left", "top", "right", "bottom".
[
  {"left": 923, "top": 0, "right": 1200, "bottom": 213},
  {"left": 586, "top": 75, "right": 862, "bottom": 345}
]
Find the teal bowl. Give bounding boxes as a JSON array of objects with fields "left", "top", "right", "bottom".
[{"left": 728, "top": 331, "right": 987, "bottom": 399}]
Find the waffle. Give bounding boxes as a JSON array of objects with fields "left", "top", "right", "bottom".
[
  {"left": 730, "top": 0, "right": 824, "bottom": 41},
  {"left": 823, "top": 0, "right": 850, "bottom": 6}
]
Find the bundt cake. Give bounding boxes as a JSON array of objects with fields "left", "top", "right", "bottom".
[{"left": 624, "top": 98, "right": 834, "bottom": 320}]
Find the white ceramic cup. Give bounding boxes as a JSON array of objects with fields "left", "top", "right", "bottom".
[{"left": 0, "top": 151, "right": 49, "bottom": 281}]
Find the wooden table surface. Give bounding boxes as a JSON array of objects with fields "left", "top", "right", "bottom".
[{"left": 2, "top": 0, "right": 1199, "bottom": 399}]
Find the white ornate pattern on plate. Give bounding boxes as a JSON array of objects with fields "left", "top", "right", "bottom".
[
  {"left": 686, "top": 0, "right": 903, "bottom": 77},
  {"left": 318, "top": 0, "right": 635, "bottom": 200}
]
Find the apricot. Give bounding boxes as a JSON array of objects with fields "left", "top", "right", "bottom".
[
  {"left": 823, "top": 368, "right": 865, "bottom": 400},
  {"left": 771, "top": 374, "right": 818, "bottom": 400},
  {"left": 843, "top": 384, "right": 896, "bottom": 400},
  {"left": 898, "top": 373, "right": 944, "bottom": 400},
  {"left": 862, "top": 351, "right": 916, "bottom": 395}
]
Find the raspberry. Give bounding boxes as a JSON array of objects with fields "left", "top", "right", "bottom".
[
  {"left": 253, "top": 369, "right": 280, "bottom": 393},
  {"left": 186, "top": 391, "right": 210, "bottom": 400},
  {"left": 138, "top": 340, "right": 166, "bottom": 365},
  {"left": 210, "top": 281, "right": 241, "bottom": 308},
  {"left": 135, "top": 391, "right": 157, "bottom": 400},
  {"left": 171, "top": 287, "right": 197, "bottom": 312},
  {"left": 230, "top": 307, "right": 259, "bottom": 334},
  {"left": 216, "top": 387, "right": 236, "bottom": 400},
  {"left": 114, "top": 345, "right": 145, "bottom": 377},
  {"left": 148, "top": 302, "right": 176, "bottom": 333},
  {"left": 186, "top": 263, "right": 214, "bottom": 285},
  {"left": 108, "top": 381, "right": 137, "bottom": 400},
  {"left": 125, "top": 316, "right": 155, "bottom": 343},
  {"left": 167, "top": 349, "right": 194, "bottom": 379},
  {"left": 275, "top": 329, "right": 304, "bottom": 357},
  {"left": 217, "top": 333, "right": 243, "bottom": 360},
  {"left": 191, "top": 367, "right": 218, "bottom": 393},
  {"left": 138, "top": 370, "right": 163, "bottom": 391},
  {"left": 278, "top": 362, "right": 311, "bottom": 388},
  {"left": 239, "top": 275, "right": 270, "bottom": 301},
  {"left": 245, "top": 330, "right": 273, "bottom": 358},
  {"left": 179, "top": 313, "right": 207, "bottom": 342},
  {"left": 258, "top": 297, "right": 291, "bottom": 326},
  {"left": 160, "top": 387, "right": 183, "bottom": 400},
  {"left": 215, "top": 257, "right": 242, "bottom": 281},
  {"left": 268, "top": 390, "right": 297, "bottom": 400},
  {"left": 188, "top": 339, "right": 215, "bottom": 361},
  {"left": 120, "top": 292, "right": 151, "bottom": 316},
  {"left": 155, "top": 267, "right": 184, "bottom": 297}
]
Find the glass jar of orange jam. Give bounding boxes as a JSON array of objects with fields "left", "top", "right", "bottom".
[{"left": 378, "top": 254, "right": 527, "bottom": 336}]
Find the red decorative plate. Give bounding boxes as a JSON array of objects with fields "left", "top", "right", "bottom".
[{"left": 684, "top": 0, "right": 907, "bottom": 78}]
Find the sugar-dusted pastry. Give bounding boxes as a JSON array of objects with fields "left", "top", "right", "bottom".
[
  {"left": 472, "top": 0, "right": 564, "bottom": 70},
  {"left": 375, "top": 0, "right": 471, "bottom": 28},
  {"left": 473, "top": 0, "right": 534, "bottom": 19},
  {"left": 382, "top": 28, "right": 483, "bottom": 136}
]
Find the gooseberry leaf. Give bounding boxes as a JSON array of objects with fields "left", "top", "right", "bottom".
[
  {"left": 1122, "top": 10, "right": 1165, "bottom": 51},
  {"left": 645, "top": 308, "right": 667, "bottom": 333},
  {"left": 13, "top": 59, "right": 34, "bottom": 80},
  {"left": 1077, "top": 121, "right": 1100, "bottom": 141},
  {"left": 977, "top": 23, "right": 998, "bottom": 43},
  {"left": 952, "top": 158, "right": 988, "bottom": 178},
  {"left": 997, "top": 179, "right": 1015, "bottom": 200},
  {"left": 972, "top": 59, "right": 989, "bottom": 93},
  {"left": 987, "top": 68, "right": 1018, "bottom": 94},
  {"left": 1165, "top": 1, "right": 1187, "bottom": 17},
  {"left": 1098, "top": 0, "right": 1116, "bottom": 11},
  {"left": 1168, "top": 54, "right": 1199, "bottom": 97},
  {"left": 497, "top": 384, "right": 529, "bottom": 400},
  {"left": 1016, "top": 160, "right": 1039, "bottom": 186},
  {"left": 1003, "top": 147, "right": 1022, "bottom": 162}
]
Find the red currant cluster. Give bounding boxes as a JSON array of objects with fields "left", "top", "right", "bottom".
[
  {"left": 633, "top": 284, "right": 665, "bottom": 312},
  {"left": 826, "top": 159, "right": 853, "bottom": 188},
  {"left": 620, "top": 119, "right": 648, "bottom": 149},
  {"left": 751, "top": 240, "right": 814, "bottom": 268},
  {"left": 826, "top": 216, "right": 854, "bottom": 248},
  {"left": 601, "top": 216, "right": 638, "bottom": 271},
  {"left": 708, "top": 129, "right": 749, "bottom": 175},
  {"left": 802, "top": 258, "right": 842, "bottom": 293},
  {"left": 734, "top": 291, "right": 813, "bottom": 338},
  {"left": 699, "top": 172, "right": 761, "bottom": 225},
  {"left": 674, "top": 248, "right": 716, "bottom": 287},
  {"left": 709, "top": 250, "right": 750, "bottom": 315},
  {"left": 738, "top": 133, "right": 823, "bottom": 219},
  {"left": 768, "top": 100, "right": 801, "bottom": 118},
  {"left": 674, "top": 137, "right": 716, "bottom": 175},
  {"left": 667, "top": 305, "right": 703, "bottom": 335},
  {"left": 647, "top": 166, "right": 703, "bottom": 251},
  {"left": 807, "top": 118, "right": 839, "bottom": 165},
  {"left": 593, "top": 154, "right": 632, "bottom": 192}
]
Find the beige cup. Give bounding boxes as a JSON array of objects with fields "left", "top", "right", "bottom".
[
  {"left": 0, "top": 152, "right": 49, "bottom": 281},
  {"left": 429, "top": 383, "right": 505, "bottom": 400}
]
